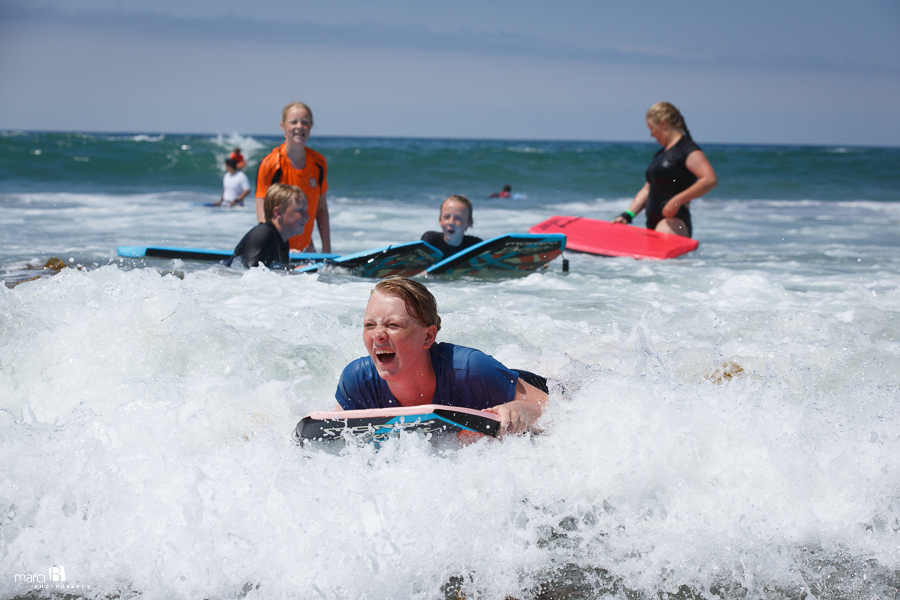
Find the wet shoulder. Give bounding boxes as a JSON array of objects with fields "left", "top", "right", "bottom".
[
  {"left": 676, "top": 135, "right": 702, "bottom": 156},
  {"left": 306, "top": 146, "right": 328, "bottom": 167}
]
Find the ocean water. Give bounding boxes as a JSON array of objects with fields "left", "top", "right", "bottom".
[{"left": 1, "top": 131, "right": 900, "bottom": 599}]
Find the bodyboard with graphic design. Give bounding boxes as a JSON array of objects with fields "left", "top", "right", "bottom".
[
  {"left": 425, "top": 233, "right": 565, "bottom": 276},
  {"left": 528, "top": 215, "right": 698, "bottom": 260},
  {"left": 293, "top": 405, "right": 501, "bottom": 444},
  {"left": 295, "top": 240, "right": 442, "bottom": 278},
  {"left": 117, "top": 246, "right": 338, "bottom": 263}
]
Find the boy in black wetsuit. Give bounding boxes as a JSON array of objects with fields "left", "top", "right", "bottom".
[{"left": 226, "top": 183, "right": 309, "bottom": 268}]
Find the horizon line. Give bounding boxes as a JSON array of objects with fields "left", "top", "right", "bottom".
[{"left": 3, "top": 128, "right": 899, "bottom": 150}]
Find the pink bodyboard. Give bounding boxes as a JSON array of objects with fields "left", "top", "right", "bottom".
[{"left": 529, "top": 215, "right": 698, "bottom": 260}]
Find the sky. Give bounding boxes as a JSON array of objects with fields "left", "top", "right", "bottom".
[{"left": 1, "top": 0, "right": 899, "bottom": 146}]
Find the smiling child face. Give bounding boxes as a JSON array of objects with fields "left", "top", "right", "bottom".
[
  {"left": 439, "top": 198, "right": 472, "bottom": 247},
  {"left": 362, "top": 291, "right": 436, "bottom": 383},
  {"left": 281, "top": 106, "right": 313, "bottom": 146}
]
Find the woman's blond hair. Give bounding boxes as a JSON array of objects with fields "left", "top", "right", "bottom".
[{"left": 646, "top": 102, "right": 691, "bottom": 137}]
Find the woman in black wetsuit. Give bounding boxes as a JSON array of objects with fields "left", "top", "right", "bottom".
[{"left": 613, "top": 102, "right": 717, "bottom": 238}]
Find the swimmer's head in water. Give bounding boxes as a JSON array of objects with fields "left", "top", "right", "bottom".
[
  {"left": 439, "top": 194, "right": 473, "bottom": 247},
  {"left": 264, "top": 183, "right": 307, "bottom": 222}
]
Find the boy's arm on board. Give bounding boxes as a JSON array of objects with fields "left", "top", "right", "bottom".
[{"left": 484, "top": 378, "right": 548, "bottom": 436}]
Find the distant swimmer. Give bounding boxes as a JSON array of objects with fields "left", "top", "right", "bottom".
[
  {"left": 225, "top": 183, "right": 308, "bottom": 268},
  {"left": 331, "top": 276, "right": 548, "bottom": 436},
  {"left": 256, "top": 102, "right": 331, "bottom": 253},
  {"left": 488, "top": 184, "right": 512, "bottom": 199},
  {"left": 612, "top": 102, "right": 717, "bottom": 238},
  {"left": 214, "top": 158, "right": 250, "bottom": 207},
  {"left": 420, "top": 194, "right": 483, "bottom": 258},
  {"left": 229, "top": 147, "right": 246, "bottom": 170}
]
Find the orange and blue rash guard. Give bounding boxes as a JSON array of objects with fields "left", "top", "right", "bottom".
[{"left": 256, "top": 144, "right": 328, "bottom": 250}]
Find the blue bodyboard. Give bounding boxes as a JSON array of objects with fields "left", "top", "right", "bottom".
[
  {"left": 117, "top": 246, "right": 338, "bottom": 263},
  {"left": 190, "top": 201, "right": 249, "bottom": 207},
  {"left": 425, "top": 233, "right": 565, "bottom": 276},
  {"left": 293, "top": 405, "right": 500, "bottom": 445},
  {"left": 296, "top": 240, "right": 442, "bottom": 278}
]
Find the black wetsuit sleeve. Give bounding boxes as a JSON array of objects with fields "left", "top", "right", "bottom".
[
  {"left": 421, "top": 231, "right": 449, "bottom": 257},
  {"left": 230, "top": 223, "right": 289, "bottom": 268},
  {"left": 461, "top": 235, "right": 483, "bottom": 250}
]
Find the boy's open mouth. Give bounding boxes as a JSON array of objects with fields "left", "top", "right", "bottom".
[{"left": 374, "top": 348, "right": 396, "bottom": 364}]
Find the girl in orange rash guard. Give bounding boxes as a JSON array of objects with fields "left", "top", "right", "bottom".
[{"left": 255, "top": 102, "right": 331, "bottom": 252}]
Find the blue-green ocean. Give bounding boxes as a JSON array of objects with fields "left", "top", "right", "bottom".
[{"left": 2, "top": 130, "right": 900, "bottom": 599}]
